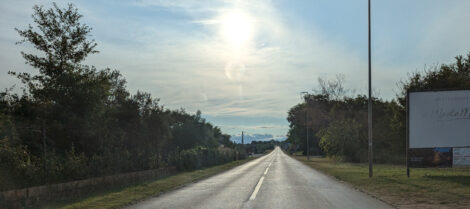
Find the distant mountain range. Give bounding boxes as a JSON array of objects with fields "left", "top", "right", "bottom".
[{"left": 230, "top": 134, "right": 286, "bottom": 144}]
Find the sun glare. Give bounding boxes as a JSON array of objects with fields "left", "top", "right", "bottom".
[{"left": 221, "top": 11, "right": 253, "bottom": 45}]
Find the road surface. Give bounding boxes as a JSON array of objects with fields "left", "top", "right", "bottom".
[{"left": 128, "top": 147, "right": 393, "bottom": 209}]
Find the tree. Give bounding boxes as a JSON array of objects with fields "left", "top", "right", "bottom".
[
  {"left": 286, "top": 75, "right": 405, "bottom": 162},
  {"left": 316, "top": 74, "right": 347, "bottom": 100},
  {"left": 398, "top": 53, "right": 470, "bottom": 106},
  {"left": 9, "top": 3, "right": 117, "bottom": 153},
  {"left": 13, "top": 3, "right": 97, "bottom": 84}
]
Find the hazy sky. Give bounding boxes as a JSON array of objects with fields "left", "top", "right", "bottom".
[{"left": 1, "top": 0, "right": 470, "bottom": 137}]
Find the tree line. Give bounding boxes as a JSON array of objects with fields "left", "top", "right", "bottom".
[
  {"left": 286, "top": 53, "right": 470, "bottom": 163},
  {"left": 0, "top": 3, "right": 244, "bottom": 191},
  {"left": 245, "top": 140, "right": 283, "bottom": 154}
]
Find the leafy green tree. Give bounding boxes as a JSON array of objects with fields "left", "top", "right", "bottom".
[
  {"left": 9, "top": 2, "right": 116, "bottom": 154},
  {"left": 398, "top": 53, "right": 470, "bottom": 106},
  {"left": 12, "top": 3, "right": 98, "bottom": 100}
]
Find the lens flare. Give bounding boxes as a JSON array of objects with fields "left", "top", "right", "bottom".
[{"left": 224, "top": 61, "right": 246, "bottom": 81}]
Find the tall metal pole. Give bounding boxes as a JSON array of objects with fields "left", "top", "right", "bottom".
[
  {"left": 300, "top": 91, "right": 310, "bottom": 160},
  {"left": 368, "top": 0, "right": 373, "bottom": 178},
  {"left": 242, "top": 131, "right": 244, "bottom": 145},
  {"left": 406, "top": 91, "right": 410, "bottom": 177}
]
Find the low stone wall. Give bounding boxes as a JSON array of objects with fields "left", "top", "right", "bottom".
[{"left": 0, "top": 167, "right": 177, "bottom": 208}]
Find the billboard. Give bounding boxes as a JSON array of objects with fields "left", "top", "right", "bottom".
[
  {"left": 453, "top": 147, "right": 470, "bottom": 166},
  {"left": 409, "top": 90, "right": 470, "bottom": 148}
]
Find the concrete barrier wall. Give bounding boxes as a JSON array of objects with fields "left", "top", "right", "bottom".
[{"left": 0, "top": 167, "right": 177, "bottom": 208}]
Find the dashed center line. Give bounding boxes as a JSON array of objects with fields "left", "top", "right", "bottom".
[
  {"left": 249, "top": 176, "right": 265, "bottom": 200},
  {"left": 249, "top": 154, "right": 275, "bottom": 200}
]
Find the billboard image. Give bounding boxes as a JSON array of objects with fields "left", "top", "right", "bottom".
[
  {"left": 409, "top": 147, "right": 452, "bottom": 167},
  {"left": 409, "top": 90, "right": 470, "bottom": 148}
]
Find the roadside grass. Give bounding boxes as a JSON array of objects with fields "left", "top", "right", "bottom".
[
  {"left": 294, "top": 156, "right": 470, "bottom": 209},
  {"left": 43, "top": 158, "right": 255, "bottom": 209},
  {"left": 263, "top": 149, "right": 273, "bottom": 154},
  {"left": 290, "top": 151, "right": 305, "bottom": 156}
]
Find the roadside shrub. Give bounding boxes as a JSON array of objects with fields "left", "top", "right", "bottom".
[
  {"left": 319, "top": 119, "right": 367, "bottom": 162},
  {"left": 176, "top": 146, "right": 244, "bottom": 171},
  {"left": 0, "top": 138, "right": 41, "bottom": 189},
  {"left": 62, "top": 145, "right": 88, "bottom": 180}
]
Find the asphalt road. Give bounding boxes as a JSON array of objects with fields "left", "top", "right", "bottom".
[{"left": 128, "top": 147, "right": 393, "bottom": 209}]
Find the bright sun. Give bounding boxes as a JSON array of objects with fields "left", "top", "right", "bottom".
[{"left": 221, "top": 11, "right": 253, "bottom": 45}]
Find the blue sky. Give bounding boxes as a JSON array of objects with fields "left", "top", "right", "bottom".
[{"left": 1, "top": 0, "right": 470, "bottom": 138}]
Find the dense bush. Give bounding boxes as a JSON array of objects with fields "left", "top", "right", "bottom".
[
  {"left": 319, "top": 119, "right": 366, "bottom": 162},
  {"left": 176, "top": 147, "right": 246, "bottom": 171}
]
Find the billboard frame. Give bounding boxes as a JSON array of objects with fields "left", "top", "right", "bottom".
[{"left": 406, "top": 88, "right": 470, "bottom": 177}]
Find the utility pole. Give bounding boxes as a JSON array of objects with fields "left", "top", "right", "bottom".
[
  {"left": 42, "top": 120, "right": 47, "bottom": 183},
  {"left": 242, "top": 131, "right": 244, "bottom": 145},
  {"left": 300, "top": 91, "right": 310, "bottom": 160},
  {"left": 368, "top": 0, "right": 373, "bottom": 178}
]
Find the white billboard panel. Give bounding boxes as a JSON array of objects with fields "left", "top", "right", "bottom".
[
  {"left": 409, "top": 90, "right": 470, "bottom": 148},
  {"left": 453, "top": 147, "right": 470, "bottom": 166}
]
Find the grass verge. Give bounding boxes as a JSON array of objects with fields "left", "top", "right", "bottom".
[
  {"left": 294, "top": 156, "right": 470, "bottom": 209},
  {"left": 44, "top": 158, "right": 255, "bottom": 209}
]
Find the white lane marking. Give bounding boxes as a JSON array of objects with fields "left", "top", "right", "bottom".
[
  {"left": 249, "top": 153, "right": 276, "bottom": 200},
  {"left": 249, "top": 176, "right": 265, "bottom": 200}
]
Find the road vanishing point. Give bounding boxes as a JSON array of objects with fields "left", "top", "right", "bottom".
[{"left": 127, "top": 147, "right": 393, "bottom": 209}]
